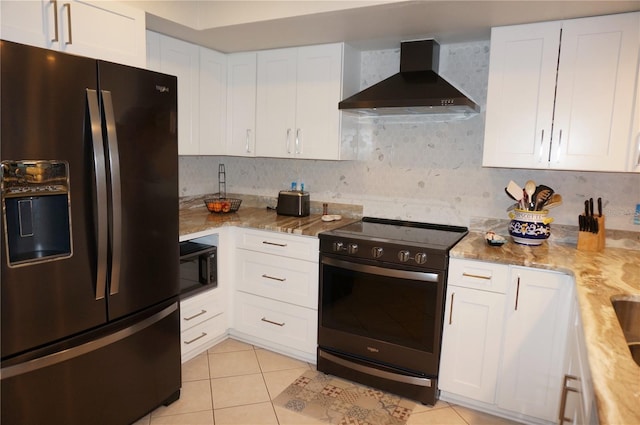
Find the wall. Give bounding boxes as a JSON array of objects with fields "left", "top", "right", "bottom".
[{"left": 179, "top": 40, "right": 640, "bottom": 232}]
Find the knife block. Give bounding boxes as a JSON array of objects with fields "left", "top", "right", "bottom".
[{"left": 577, "top": 215, "right": 605, "bottom": 252}]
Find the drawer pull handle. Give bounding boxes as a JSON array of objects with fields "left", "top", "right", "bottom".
[
  {"left": 262, "top": 273, "right": 286, "bottom": 282},
  {"left": 515, "top": 276, "right": 521, "bottom": 311},
  {"left": 262, "top": 240, "right": 287, "bottom": 247},
  {"left": 448, "top": 292, "right": 455, "bottom": 325},
  {"left": 261, "top": 317, "right": 285, "bottom": 327},
  {"left": 184, "top": 309, "right": 207, "bottom": 321},
  {"left": 558, "top": 374, "right": 580, "bottom": 425},
  {"left": 462, "top": 272, "right": 491, "bottom": 280},
  {"left": 184, "top": 332, "right": 207, "bottom": 345}
]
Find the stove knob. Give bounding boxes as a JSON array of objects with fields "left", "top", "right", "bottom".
[
  {"left": 347, "top": 243, "right": 359, "bottom": 254},
  {"left": 398, "top": 250, "right": 411, "bottom": 262},
  {"left": 415, "top": 252, "right": 428, "bottom": 264},
  {"left": 371, "top": 247, "right": 384, "bottom": 258},
  {"left": 333, "top": 242, "right": 345, "bottom": 252}
]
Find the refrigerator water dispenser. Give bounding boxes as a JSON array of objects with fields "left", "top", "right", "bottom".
[{"left": 1, "top": 161, "right": 72, "bottom": 266}]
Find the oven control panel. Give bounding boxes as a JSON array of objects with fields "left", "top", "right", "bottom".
[{"left": 321, "top": 237, "right": 446, "bottom": 270}]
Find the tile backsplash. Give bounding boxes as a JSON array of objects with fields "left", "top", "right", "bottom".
[{"left": 180, "top": 40, "right": 640, "bottom": 232}]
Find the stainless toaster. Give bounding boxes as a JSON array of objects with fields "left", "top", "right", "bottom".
[{"left": 276, "top": 190, "right": 310, "bottom": 217}]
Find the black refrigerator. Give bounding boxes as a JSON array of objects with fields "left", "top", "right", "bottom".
[{"left": 0, "top": 40, "right": 181, "bottom": 424}]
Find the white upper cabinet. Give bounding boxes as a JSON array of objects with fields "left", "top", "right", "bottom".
[
  {"left": 255, "top": 48, "right": 298, "bottom": 158},
  {"left": 1, "top": 0, "right": 146, "bottom": 67},
  {"left": 256, "top": 43, "right": 357, "bottom": 160},
  {"left": 147, "top": 32, "right": 200, "bottom": 155},
  {"left": 147, "top": 32, "right": 227, "bottom": 156},
  {"left": 199, "top": 48, "right": 228, "bottom": 155},
  {"left": 483, "top": 12, "right": 640, "bottom": 172},
  {"left": 255, "top": 43, "right": 340, "bottom": 159},
  {"left": 227, "top": 52, "right": 257, "bottom": 157}
]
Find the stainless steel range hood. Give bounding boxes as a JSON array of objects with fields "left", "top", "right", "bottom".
[{"left": 339, "top": 39, "right": 480, "bottom": 116}]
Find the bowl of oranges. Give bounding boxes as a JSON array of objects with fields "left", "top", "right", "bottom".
[{"left": 204, "top": 198, "right": 242, "bottom": 214}]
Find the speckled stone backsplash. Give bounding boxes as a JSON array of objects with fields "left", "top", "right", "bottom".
[{"left": 179, "top": 40, "right": 640, "bottom": 233}]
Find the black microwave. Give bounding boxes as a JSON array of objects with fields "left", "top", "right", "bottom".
[{"left": 179, "top": 241, "right": 217, "bottom": 297}]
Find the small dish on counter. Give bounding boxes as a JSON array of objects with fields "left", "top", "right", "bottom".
[
  {"left": 485, "top": 231, "right": 507, "bottom": 246},
  {"left": 321, "top": 214, "right": 342, "bottom": 222}
]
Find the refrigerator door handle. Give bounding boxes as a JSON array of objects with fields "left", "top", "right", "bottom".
[
  {"left": 100, "top": 90, "right": 122, "bottom": 296},
  {"left": 86, "top": 89, "right": 108, "bottom": 301}
]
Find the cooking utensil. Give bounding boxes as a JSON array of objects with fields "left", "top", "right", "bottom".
[
  {"left": 506, "top": 180, "right": 524, "bottom": 202},
  {"left": 533, "top": 185, "right": 554, "bottom": 211},
  {"left": 524, "top": 180, "right": 536, "bottom": 210},
  {"left": 544, "top": 194, "right": 562, "bottom": 209}
]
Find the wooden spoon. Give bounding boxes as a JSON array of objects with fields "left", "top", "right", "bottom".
[{"left": 524, "top": 180, "right": 536, "bottom": 210}]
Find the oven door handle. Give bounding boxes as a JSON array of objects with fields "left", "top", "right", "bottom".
[{"left": 321, "top": 256, "right": 440, "bottom": 283}]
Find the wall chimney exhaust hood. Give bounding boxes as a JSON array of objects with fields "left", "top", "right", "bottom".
[{"left": 339, "top": 39, "right": 480, "bottom": 116}]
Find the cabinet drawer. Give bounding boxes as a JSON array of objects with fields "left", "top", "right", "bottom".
[
  {"left": 448, "top": 258, "right": 509, "bottom": 293},
  {"left": 234, "top": 292, "right": 317, "bottom": 355},
  {"left": 180, "top": 289, "right": 225, "bottom": 332},
  {"left": 236, "top": 250, "right": 318, "bottom": 308},
  {"left": 236, "top": 228, "right": 319, "bottom": 261},
  {"left": 181, "top": 313, "right": 227, "bottom": 362}
]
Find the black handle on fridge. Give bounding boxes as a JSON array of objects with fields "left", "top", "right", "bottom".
[
  {"left": 86, "top": 89, "right": 108, "bottom": 301},
  {"left": 100, "top": 90, "right": 123, "bottom": 296}
]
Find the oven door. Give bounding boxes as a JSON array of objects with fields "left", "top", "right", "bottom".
[{"left": 318, "top": 255, "right": 446, "bottom": 375}]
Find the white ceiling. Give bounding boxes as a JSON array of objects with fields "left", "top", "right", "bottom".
[{"left": 136, "top": 0, "right": 640, "bottom": 52}]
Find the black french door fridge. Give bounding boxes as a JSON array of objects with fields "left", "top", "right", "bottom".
[{"left": 0, "top": 40, "right": 181, "bottom": 424}]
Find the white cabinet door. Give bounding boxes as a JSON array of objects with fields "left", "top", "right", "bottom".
[
  {"left": 255, "top": 48, "right": 298, "bottom": 158},
  {"left": 1, "top": 0, "right": 145, "bottom": 67},
  {"left": 295, "top": 43, "right": 343, "bottom": 160},
  {"left": 199, "top": 48, "right": 228, "bottom": 155},
  {"left": 0, "top": 0, "right": 59, "bottom": 50},
  {"left": 151, "top": 34, "right": 200, "bottom": 155},
  {"left": 497, "top": 267, "right": 572, "bottom": 422},
  {"left": 58, "top": 1, "right": 145, "bottom": 67},
  {"left": 439, "top": 285, "right": 505, "bottom": 403},
  {"left": 483, "top": 12, "right": 640, "bottom": 172},
  {"left": 254, "top": 43, "right": 345, "bottom": 159},
  {"left": 483, "top": 21, "right": 561, "bottom": 169},
  {"left": 227, "top": 52, "right": 257, "bottom": 157},
  {"left": 552, "top": 12, "right": 640, "bottom": 171}
]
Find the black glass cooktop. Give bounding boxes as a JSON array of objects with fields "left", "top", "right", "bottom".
[{"left": 326, "top": 217, "right": 468, "bottom": 250}]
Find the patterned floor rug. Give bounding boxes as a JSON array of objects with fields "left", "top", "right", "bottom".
[{"left": 272, "top": 369, "right": 417, "bottom": 425}]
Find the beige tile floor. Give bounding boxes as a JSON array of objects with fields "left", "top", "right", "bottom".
[{"left": 133, "top": 338, "right": 521, "bottom": 425}]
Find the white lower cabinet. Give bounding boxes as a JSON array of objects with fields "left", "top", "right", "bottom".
[
  {"left": 233, "top": 291, "right": 317, "bottom": 357},
  {"left": 440, "top": 259, "right": 573, "bottom": 424},
  {"left": 440, "top": 259, "right": 509, "bottom": 403},
  {"left": 497, "top": 267, "right": 572, "bottom": 422},
  {"left": 558, "top": 294, "right": 597, "bottom": 425},
  {"left": 180, "top": 288, "right": 227, "bottom": 363},
  {"left": 231, "top": 228, "right": 319, "bottom": 362}
]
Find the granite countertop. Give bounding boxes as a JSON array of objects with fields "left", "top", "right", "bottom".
[
  {"left": 179, "top": 194, "right": 362, "bottom": 238},
  {"left": 180, "top": 197, "right": 639, "bottom": 423},
  {"left": 451, "top": 232, "right": 640, "bottom": 425}
]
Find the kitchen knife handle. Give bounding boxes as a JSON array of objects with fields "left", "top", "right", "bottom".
[
  {"left": 597, "top": 197, "right": 602, "bottom": 217},
  {"left": 50, "top": 0, "right": 59, "bottom": 42},
  {"left": 86, "top": 89, "right": 108, "bottom": 301},
  {"left": 63, "top": 3, "right": 72, "bottom": 45},
  {"left": 101, "top": 91, "right": 123, "bottom": 296}
]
